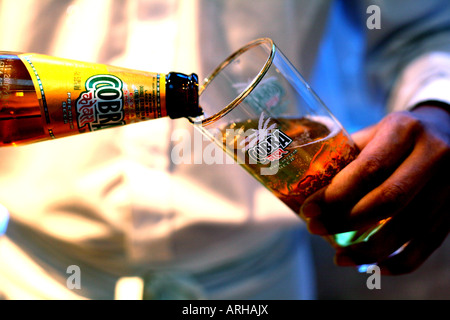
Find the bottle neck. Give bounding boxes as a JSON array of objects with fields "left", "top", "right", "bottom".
[{"left": 165, "top": 72, "right": 202, "bottom": 119}]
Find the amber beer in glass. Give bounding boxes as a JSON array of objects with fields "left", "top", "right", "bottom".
[
  {"left": 223, "top": 116, "right": 359, "bottom": 216},
  {"left": 192, "top": 38, "right": 379, "bottom": 248}
]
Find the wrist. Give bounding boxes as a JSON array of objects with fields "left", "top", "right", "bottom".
[{"left": 410, "top": 102, "right": 450, "bottom": 135}]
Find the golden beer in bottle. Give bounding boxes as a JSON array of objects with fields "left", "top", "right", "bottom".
[{"left": 0, "top": 52, "right": 201, "bottom": 146}]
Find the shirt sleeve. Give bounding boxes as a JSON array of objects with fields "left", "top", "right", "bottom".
[
  {"left": 388, "top": 52, "right": 450, "bottom": 112},
  {"left": 352, "top": 0, "right": 450, "bottom": 112}
]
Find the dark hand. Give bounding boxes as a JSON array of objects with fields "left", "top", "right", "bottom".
[{"left": 300, "top": 105, "right": 450, "bottom": 275}]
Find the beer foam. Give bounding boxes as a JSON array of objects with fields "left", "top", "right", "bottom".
[{"left": 307, "top": 115, "right": 341, "bottom": 137}]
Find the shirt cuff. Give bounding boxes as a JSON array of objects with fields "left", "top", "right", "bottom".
[{"left": 388, "top": 52, "right": 450, "bottom": 113}]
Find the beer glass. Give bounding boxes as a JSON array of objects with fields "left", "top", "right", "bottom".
[{"left": 190, "top": 38, "right": 375, "bottom": 248}]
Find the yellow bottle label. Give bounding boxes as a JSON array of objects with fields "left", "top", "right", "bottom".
[{"left": 18, "top": 53, "right": 166, "bottom": 139}]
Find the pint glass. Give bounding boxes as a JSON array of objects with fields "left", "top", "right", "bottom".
[{"left": 191, "top": 38, "right": 374, "bottom": 248}]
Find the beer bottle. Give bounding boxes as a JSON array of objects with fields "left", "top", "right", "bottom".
[{"left": 0, "top": 52, "right": 202, "bottom": 146}]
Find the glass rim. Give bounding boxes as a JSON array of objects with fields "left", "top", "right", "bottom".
[{"left": 188, "top": 37, "right": 276, "bottom": 126}]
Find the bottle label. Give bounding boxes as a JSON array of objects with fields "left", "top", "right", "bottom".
[{"left": 18, "top": 53, "right": 167, "bottom": 139}]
